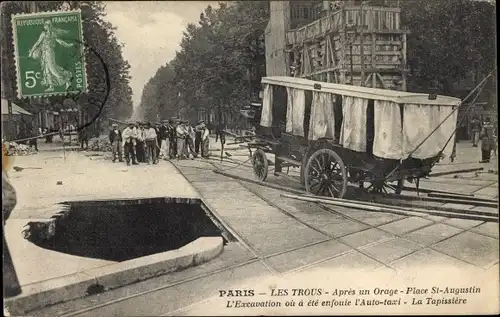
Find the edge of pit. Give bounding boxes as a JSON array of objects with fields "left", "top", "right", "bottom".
[{"left": 4, "top": 236, "right": 224, "bottom": 315}]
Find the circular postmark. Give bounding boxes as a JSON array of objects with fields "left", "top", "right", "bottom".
[{"left": 60, "top": 38, "right": 111, "bottom": 131}]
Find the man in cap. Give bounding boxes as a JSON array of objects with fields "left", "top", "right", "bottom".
[
  {"left": 471, "top": 116, "right": 481, "bottom": 147},
  {"left": 122, "top": 122, "right": 138, "bottom": 165},
  {"left": 169, "top": 119, "right": 178, "bottom": 158},
  {"left": 157, "top": 120, "right": 168, "bottom": 159},
  {"left": 194, "top": 120, "right": 204, "bottom": 156},
  {"left": 479, "top": 117, "right": 496, "bottom": 163},
  {"left": 200, "top": 120, "right": 210, "bottom": 158},
  {"left": 155, "top": 122, "right": 162, "bottom": 159},
  {"left": 185, "top": 121, "right": 196, "bottom": 158},
  {"left": 144, "top": 122, "right": 158, "bottom": 164},
  {"left": 176, "top": 120, "right": 188, "bottom": 159},
  {"left": 109, "top": 123, "right": 123, "bottom": 163},
  {"left": 78, "top": 125, "right": 89, "bottom": 150},
  {"left": 135, "top": 122, "right": 146, "bottom": 163}
]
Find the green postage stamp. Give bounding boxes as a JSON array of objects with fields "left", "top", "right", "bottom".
[{"left": 11, "top": 10, "right": 87, "bottom": 99}]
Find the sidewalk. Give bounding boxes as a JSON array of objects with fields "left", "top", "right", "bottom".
[
  {"left": 412, "top": 140, "right": 498, "bottom": 199},
  {"left": 5, "top": 145, "right": 198, "bottom": 287}
]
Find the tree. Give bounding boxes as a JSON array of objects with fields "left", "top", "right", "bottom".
[
  {"left": 401, "top": 0, "right": 496, "bottom": 99},
  {"left": 138, "top": 1, "right": 270, "bottom": 124}
]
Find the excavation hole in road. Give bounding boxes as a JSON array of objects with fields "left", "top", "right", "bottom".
[{"left": 23, "top": 197, "right": 235, "bottom": 262}]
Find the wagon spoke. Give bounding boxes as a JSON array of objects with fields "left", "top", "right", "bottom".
[
  {"left": 310, "top": 164, "right": 321, "bottom": 175},
  {"left": 330, "top": 181, "right": 341, "bottom": 192},
  {"left": 313, "top": 157, "right": 323, "bottom": 172},
  {"left": 384, "top": 183, "right": 397, "bottom": 193},
  {"left": 315, "top": 182, "right": 326, "bottom": 195},
  {"left": 327, "top": 184, "right": 336, "bottom": 197},
  {"left": 320, "top": 153, "right": 326, "bottom": 169}
]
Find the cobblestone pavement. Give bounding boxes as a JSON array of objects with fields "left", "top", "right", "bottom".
[{"left": 4, "top": 138, "right": 498, "bottom": 316}]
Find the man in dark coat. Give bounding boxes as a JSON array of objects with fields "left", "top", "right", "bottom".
[
  {"left": 157, "top": 120, "right": 168, "bottom": 159},
  {"left": 155, "top": 122, "right": 162, "bottom": 158},
  {"left": 28, "top": 126, "right": 39, "bottom": 151},
  {"left": 169, "top": 119, "right": 177, "bottom": 159},
  {"left": 79, "top": 126, "right": 89, "bottom": 150},
  {"left": 480, "top": 117, "right": 496, "bottom": 163},
  {"left": 194, "top": 121, "right": 203, "bottom": 156},
  {"left": 109, "top": 123, "right": 123, "bottom": 163},
  {"left": 471, "top": 117, "right": 481, "bottom": 147}
]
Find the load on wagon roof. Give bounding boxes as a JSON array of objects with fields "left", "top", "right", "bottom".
[{"left": 258, "top": 76, "right": 461, "bottom": 161}]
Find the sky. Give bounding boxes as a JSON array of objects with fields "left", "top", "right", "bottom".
[{"left": 103, "top": 1, "right": 219, "bottom": 111}]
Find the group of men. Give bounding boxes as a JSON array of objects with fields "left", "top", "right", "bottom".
[
  {"left": 471, "top": 116, "right": 497, "bottom": 163},
  {"left": 109, "top": 119, "right": 211, "bottom": 165}
]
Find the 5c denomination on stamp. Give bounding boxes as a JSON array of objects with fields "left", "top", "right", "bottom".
[{"left": 11, "top": 9, "right": 87, "bottom": 99}]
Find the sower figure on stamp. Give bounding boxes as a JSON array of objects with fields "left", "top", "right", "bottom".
[
  {"left": 479, "top": 117, "right": 496, "bottom": 163},
  {"left": 28, "top": 20, "right": 74, "bottom": 93},
  {"left": 122, "top": 122, "right": 138, "bottom": 166},
  {"left": 109, "top": 123, "right": 123, "bottom": 163}
]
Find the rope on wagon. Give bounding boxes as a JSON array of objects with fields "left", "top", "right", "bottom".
[
  {"left": 437, "top": 80, "right": 489, "bottom": 159},
  {"left": 383, "top": 68, "right": 496, "bottom": 182}
]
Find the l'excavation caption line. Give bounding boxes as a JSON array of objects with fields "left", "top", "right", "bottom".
[{"left": 218, "top": 286, "right": 482, "bottom": 308}]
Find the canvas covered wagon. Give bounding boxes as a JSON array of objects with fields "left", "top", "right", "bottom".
[{"left": 247, "top": 76, "right": 461, "bottom": 198}]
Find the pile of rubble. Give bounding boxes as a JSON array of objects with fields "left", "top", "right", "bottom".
[
  {"left": 89, "top": 136, "right": 113, "bottom": 152},
  {"left": 3, "top": 141, "right": 37, "bottom": 156}
]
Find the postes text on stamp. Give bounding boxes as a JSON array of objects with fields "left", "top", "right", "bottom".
[{"left": 12, "top": 10, "right": 87, "bottom": 99}]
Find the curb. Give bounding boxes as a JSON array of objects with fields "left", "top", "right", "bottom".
[{"left": 5, "top": 236, "right": 224, "bottom": 315}]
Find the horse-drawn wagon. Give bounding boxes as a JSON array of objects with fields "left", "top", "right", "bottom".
[{"left": 246, "top": 76, "right": 461, "bottom": 198}]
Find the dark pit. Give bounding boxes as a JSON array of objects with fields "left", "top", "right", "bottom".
[{"left": 24, "top": 198, "right": 235, "bottom": 262}]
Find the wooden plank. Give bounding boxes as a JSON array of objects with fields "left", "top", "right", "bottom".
[
  {"left": 402, "top": 32, "right": 407, "bottom": 91},
  {"left": 359, "top": 6, "right": 365, "bottom": 86},
  {"left": 275, "top": 156, "right": 302, "bottom": 167},
  {"left": 281, "top": 193, "right": 498, "bottom": 223},
  {"left": 325, "top": 35, "right": 331, "bottom": 83},
  {"left": 298, "top": 67, "right": 340, "bottom": 78},
  {"left": 371, "top": 33, "right": 377, "bottom": 88},
  {"left": 375, "top": 72, "right": 387, "bottom": 89},
  {"left": 364, "top": 73, "right": 373, "bottom": 86}
]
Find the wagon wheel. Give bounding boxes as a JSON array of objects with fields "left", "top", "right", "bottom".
[
  {"left": 368, "top": 178, "right": 404, "bottom": 195},
  {"left": 252, "top": 149, "right": 268, "bottom": 181},
  {"left": 304, "top": 149, "right": 348, "bottom": 198}
]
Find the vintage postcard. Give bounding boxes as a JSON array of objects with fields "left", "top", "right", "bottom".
[{"left": 2, "top": 1, "right": 498, "bottom": 316}]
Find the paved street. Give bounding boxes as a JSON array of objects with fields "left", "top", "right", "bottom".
[{"left": 4, "top": 137, "right": 498, "bottom": 315}]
